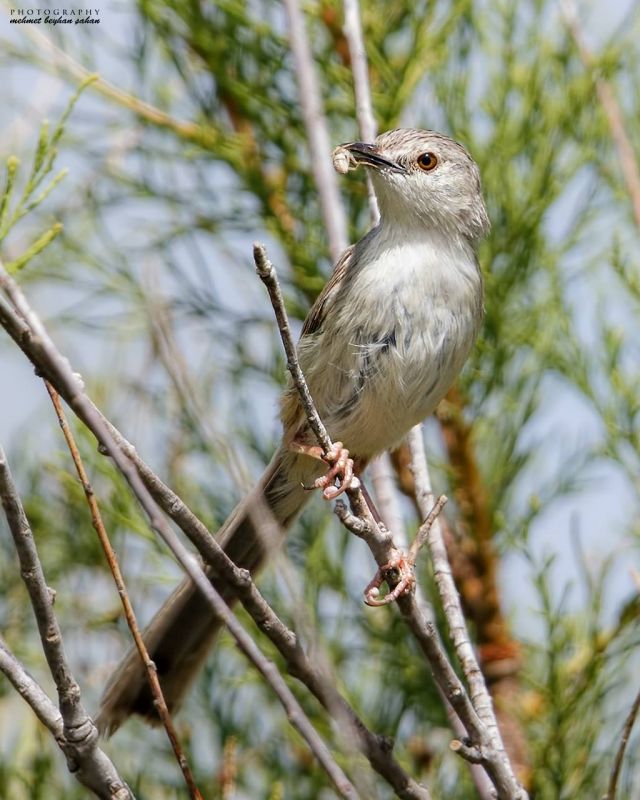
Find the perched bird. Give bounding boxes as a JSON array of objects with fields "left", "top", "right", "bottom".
[{"left": 97, "top": 128, "right": 490, "bottom": 733}]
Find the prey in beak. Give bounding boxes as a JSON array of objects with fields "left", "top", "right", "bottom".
[{"left": 332, "top": 142, "right": 406, "bottom": 175}]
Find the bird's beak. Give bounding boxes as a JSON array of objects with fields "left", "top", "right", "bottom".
[{"left": 341, "top": 142, "right": 406, "bottom": 173}]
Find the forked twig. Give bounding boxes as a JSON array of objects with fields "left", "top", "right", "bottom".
[
  {"left": 361, "top": 497, "right": 447, "bottom": 608},
  {"left": 0, "top": 446, "right": 133, "bottom": 800}
]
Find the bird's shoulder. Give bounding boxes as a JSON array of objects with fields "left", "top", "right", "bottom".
[{"left": 300, "top": 245, "right": 354, "bottom": 337}]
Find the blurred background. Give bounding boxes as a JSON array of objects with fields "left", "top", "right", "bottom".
[{"left": 0, "top": 0, "right": 639, "bottom": 797}]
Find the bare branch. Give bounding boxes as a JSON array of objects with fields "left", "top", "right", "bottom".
[
  {"left": 44, "top": 381, "right": 203, "bottom": 800},
  {"left": 408, "top": 427, "right": 517, "bottom": 774},
  {"left": 282, "top": 0, "right": 349, "bottom": 260},
  {"left": 408, "top": 427, "right": 500, "bottom": 737},
  {"left": 604, "top": 683, "right": 640, "bottom": 800},
  {"left": 0, "top": 448, "right": 133, "bottom": 800},
  {"left": 369, "top": 461, "right": 499, "bottom": 798},
  {"left": 0, "top": 637, "right": 65, "bottom": 739},
  {"left": 0, "top": 267, "right": 359, "bottom": 800}
]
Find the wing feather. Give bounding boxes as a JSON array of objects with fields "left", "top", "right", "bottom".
[{"left": 300, "top": 245, "right": 353, "bottom": 337}]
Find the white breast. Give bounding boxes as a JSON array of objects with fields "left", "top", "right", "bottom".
[{"left": 299, "top": 225, "right": 482, "bottom": 459}]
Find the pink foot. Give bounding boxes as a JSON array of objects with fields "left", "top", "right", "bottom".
[
  {"left": 364, "top": 555, "right": 415, "bottom": 607},
  {"left": 312, "top": 441, "right": 360, "bottom": 500},
  {"left": 290, "top": 439, "right": 360, "bottom": 500}
]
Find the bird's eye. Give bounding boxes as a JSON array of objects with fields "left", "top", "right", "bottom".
[{"left": 417, "top": 152, "right": 438, "bottom": 172}]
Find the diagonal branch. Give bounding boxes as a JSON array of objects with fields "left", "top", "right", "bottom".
[
  {"left": 0, "top": 257, "right": 428, "bottom": 799},
  {"left": 104, "top": 428, "right": 431, "bottom": 800},
  {"left": 0, "top": 636, "right": 64, "bottom": 735},
  {"left": 44, "top": 381, "right": 203, "bottom": 800},
  {"left": 0, "top": 447, "right": 133, "bottom": 800}
]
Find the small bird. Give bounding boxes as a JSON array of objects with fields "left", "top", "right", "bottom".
[{"left": 97, "top": 128, "right": 490, "bottom": 733}]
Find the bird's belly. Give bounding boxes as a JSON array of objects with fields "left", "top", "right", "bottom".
[{"left": 311, "top": 302, "right": 478, "bottom": 459}]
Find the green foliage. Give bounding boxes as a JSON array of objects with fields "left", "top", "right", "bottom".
[
  {"left": 525, "top": 552, "right": 639, "bottom": 799},
  {"left": 0, "top": 74, "right": 97, "bottom": 272}
]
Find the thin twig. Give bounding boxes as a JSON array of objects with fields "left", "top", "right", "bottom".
[
  {"left": 343, "top": 0, "right": 380, "bottom": 223},
  {"left": 43, "top": 381, "right": 203, "bottom": 800},
  {"left": 282, "top": 0, "right": 349, "bottom": 261},
  {"left": 254, "top": 243, "right": 333, "bottom": 454},
  {"left": 408, "top": 495, "right": 448, "bottom": 565},
  {"left": 0, "top": 447, "right": 133, "bottom": 800},
  {"left": 0, "top": 266, "right": 359, "bottom": 800},
  {"left": 604, "top": 683, "right": 640, "bottom": 800},
  {"left": 561, "top": 0, "right": 640, "bottom": 229}
]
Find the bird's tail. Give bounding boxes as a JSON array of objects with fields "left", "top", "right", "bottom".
[{"left": 96, "top": 446, "right": 315, "bottom": 735}]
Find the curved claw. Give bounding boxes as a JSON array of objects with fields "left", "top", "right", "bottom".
[
  {"left": 312, "top": 442, "right": 359, "bottom": 499},
  {"left": 364, "top": 556, "right": 415, "bottom": 607}
]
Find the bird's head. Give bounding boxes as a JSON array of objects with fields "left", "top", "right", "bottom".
[{"left": 337, "top": 128, "right": 490, "bottom": 244}]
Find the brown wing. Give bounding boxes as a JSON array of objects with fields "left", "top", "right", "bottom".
[{"left": 300, "top": 245, "right": 353, "bottom": 337}]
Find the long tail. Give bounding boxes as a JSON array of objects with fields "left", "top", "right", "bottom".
[{"left": 96, "top": 446, "right": 314, "bottom": 735}]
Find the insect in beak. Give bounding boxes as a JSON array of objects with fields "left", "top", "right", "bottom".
[{"left": 341, "top": 142, "right": 406, "bottom": 173}]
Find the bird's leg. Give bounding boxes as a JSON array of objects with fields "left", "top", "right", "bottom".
[{"left": 288, "top": 438, "right": 360, "bottom": 499}]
